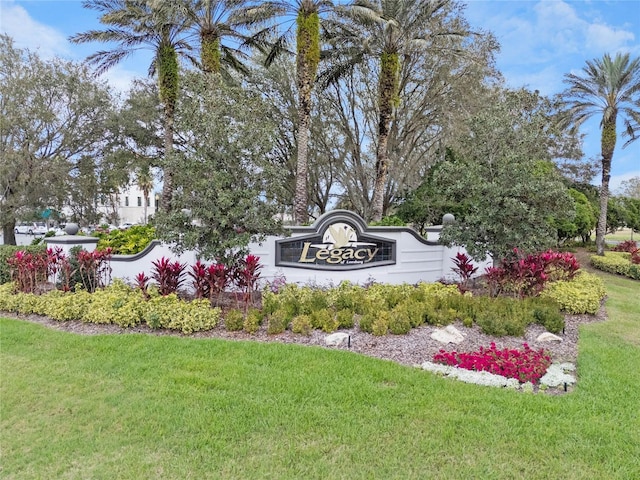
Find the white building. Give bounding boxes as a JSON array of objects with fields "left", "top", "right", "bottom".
[{"left": 95, "top": 184, "right": 160, "bottom": 226}]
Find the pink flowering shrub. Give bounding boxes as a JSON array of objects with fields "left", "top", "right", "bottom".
[{"left": 433, "top": 342, "right": 552, "bottom": 384}]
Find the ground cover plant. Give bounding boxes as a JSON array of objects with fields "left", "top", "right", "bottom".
[
  {"left": 1, "top": 268, "right": 638, "bottom": 479},
  {"left": 433, "top": 343, "right": 552, "bottom": 384}
]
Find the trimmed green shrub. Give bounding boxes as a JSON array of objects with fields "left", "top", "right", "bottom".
[
  {"left": 540, "top": 271, "right": 606, "bottom": 314},
  {"left": 528, "top": 298, "right": 564, "bottom": 334},
  {"left": 372, "top": 311, "right": 390, "bottom": 336},
  {"left": 388, "top": 313, "right": 412, "bottom": 335},
  {"left": 267, "top": 309, "right": 289, "bottom": 334},
  {"left": 224, "top": 309, "right": 244, "bottom": 331},
  {"left": 243, "top": 308, "right": 263, "bottom": 334},
  {"left": 336, "top": 309, "right": 354, "bottom": 329},
  {"left": 291, "top": 314, "right": 313, "bottom": 336},
  {"left": 590, "top": 252, "right": 640, "bottom": 280},
  {"left": 299, "top": 288, "right": 329, "bottom": 314},
  {"left": 358, "top": 313, "right": 375, "bottom": 333}
]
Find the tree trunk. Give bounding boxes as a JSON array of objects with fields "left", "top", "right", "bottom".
[
  {"left": 596, "top": 118, "right": 616, "bottom": 256},
  {"left": 2, "top": 222, "right": 17, "bottom": 246},
  {"left": 293, "top": 11, "right": 320, "bottom": 225},
  {"left": 294, "top": 104, "right": 310, "bottom": 225},
  {"left": 160, "top": 109, "right": 174, "bottom": 213},
  {"left": 157, "top": 42, "right": 179, "bottom": 214},
  {"left": 372, "top": 53, "right": 399, "bottom": 222},
  {"left": 201, "top": 30, "right": 221, "bottom": 74}
]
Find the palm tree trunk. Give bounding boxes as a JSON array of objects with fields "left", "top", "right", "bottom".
[
  {"left": 596, "top": 118, "right": 616, "bottom": 255},
  {"left": 293, "top": 11, "right": 320, "bottom": 225},
  {"left": 201, "top": 30, "right": 221, "bottom": 74},
  {"left": 160, "top": 107, "right": 175, "bottom": 213},
  {"left": 372, "top": 52, "right": 399, "bottom": 222},
  {"left": 158, "top": 41, "right": 179, "bottom": 213},
  {"left": 294, "top": 101, "right": 310, "bottom": 225}
]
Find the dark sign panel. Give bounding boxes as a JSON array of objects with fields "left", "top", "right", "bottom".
[{"left": 276, "top": 217, "right": 396, "bottom": 270}]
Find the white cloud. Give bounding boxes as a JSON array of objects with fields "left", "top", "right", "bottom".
[
  {"left": 0, "top": 1, "right": 70, "bottom": 59},
  {"left": 611, "top": 170, "right": 640, "bottom": 193},
  {"left": 586, "top": 23, "right": 635, "bottom": 53}
]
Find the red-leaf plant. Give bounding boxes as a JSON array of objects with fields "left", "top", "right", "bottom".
[
  {"left": 232, "top": 254, "right": 262, "bottom": 310},
  {"left": 189, "top": 260, "right": 209, "bottom": 299},
  {"left": 433, "top": 342, "right": 552, "bottom": 384},
  {"left": 451, "top": 252, "right": 478, "bottom": 292},
  {"left": 135, "top": 272, "right": 150, "bottom": 299},
  {"left": 46, "top": 247, "right": 73, "bottom": 292},
  {"left": 7, "top": 250, "right": 49, "bottom": 293},
  {"left": 486, "top": 249, "right": 581, "bottom": 298},
  {"left": 76, "top": 248, "right": 113, "bottom": 293},
  {"left": 206, "top": 262, "right": 230, "bottom": 306},
  {"left": 151, "top": 257, "right": 186, "bottom": 296},
  {"left": 612, "top": 240, "right": 640, "bottom": 264}
]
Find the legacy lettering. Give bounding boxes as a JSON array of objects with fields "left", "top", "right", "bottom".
[{"left": 298, "top": 242, "right": 379, "bottom": 264}]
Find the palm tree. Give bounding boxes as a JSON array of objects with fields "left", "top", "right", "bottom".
[
  {"left": 176, "top": 0, "right": 260, "bottom": 77},
  {"left": 561, "top": 52, "right": 640, "bottom": 255},
  {"left": 70, "top": 0, "right": 197, "bottom": 213},
  {"left": 325, "top": 0, "right": 464, "bottom": 221},
  {"left": 135, "top": 166, "right": 155, "bottom": 224},
  {"left": 241, "top": 0, "right": 335, "bottom": 225}
]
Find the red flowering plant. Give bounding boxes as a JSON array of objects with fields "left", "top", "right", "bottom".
[{"left": 433, "top": 343, "right": 552, "bottom": 384}]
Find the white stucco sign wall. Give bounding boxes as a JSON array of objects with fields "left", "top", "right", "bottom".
[{"left": 46, "top": 210, "right": 490, "bottom": 287}]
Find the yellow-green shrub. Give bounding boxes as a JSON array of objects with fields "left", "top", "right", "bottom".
[
  {"left": 243, "top": 308, "right": 263, "bottom": 334},
  {"left": 291, "top": 314, "right": 312, "bottom": 336},
  {"left": 169, "top": 299, "right": 219, "bottom": 334},
  {"left": 83, "top": 282, "right": 143, "bottom": 327},
  {"left": 42, "top": 290, "right": 92, "bottom": 321},
  {"left": 225, "top": 309, "right": 244, "bottom": 331},
  {"left": 540, "top": 271, "right": 606, "bottom": 314},
  {"left": 0, "top": 282, "right": 18, "bottom": 311},
  {"left": 590, "top": 252, "right": 640, "bottom": 280}
]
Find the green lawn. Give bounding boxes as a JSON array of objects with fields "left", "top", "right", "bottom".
[
  {"left": 1, "top": 273, "right": 639, "bottom": 479},
  {"left": 605, "top": 228, "right": 636, "bottom": 242}
]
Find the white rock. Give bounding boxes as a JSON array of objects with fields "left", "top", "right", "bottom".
[
  {"left": 325, "top": 332, "right": 350, "bottom": 347},
  {"left": 536, "top": 332, "right": 563, "bottom": 342},
  {"left": 431, "top": 325, "right": 465, "bottom": 344}
]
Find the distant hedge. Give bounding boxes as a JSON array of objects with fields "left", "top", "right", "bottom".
[
  {"left": 590, "top": 252, "right": 640, "bottom": 280},
  {"left": 0, "top": 245, "right": 47, "bottom": 285}
]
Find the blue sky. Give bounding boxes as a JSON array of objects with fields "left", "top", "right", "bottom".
[{"left": 1, "top": 0, "right": 639, "bottom": 191}]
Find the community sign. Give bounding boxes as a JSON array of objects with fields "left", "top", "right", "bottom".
[{"left": 276, "top": 211, "right": 396, "bottom": 270}]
